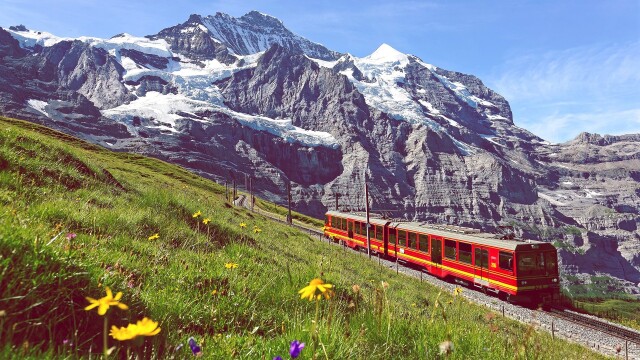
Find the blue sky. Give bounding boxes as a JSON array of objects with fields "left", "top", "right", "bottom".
[{"left": 0, "top": 0, "right": 638, "bottom": 143}]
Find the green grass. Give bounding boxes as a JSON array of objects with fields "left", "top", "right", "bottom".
[
  {"left": 0, "top": 116, "right": 605, "bottom": 359},
  {"left": 572, "top": 299, "right": 640, "bottom": 331},
  {"left": 253, "top": 197, "right": 324, "bottom": 228}
]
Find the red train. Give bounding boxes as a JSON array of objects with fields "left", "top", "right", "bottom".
[{"left": 324, "top": 211, "right": 560, "bottom": 305}]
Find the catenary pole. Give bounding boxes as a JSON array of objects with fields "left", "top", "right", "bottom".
[
  {"left": 287, "top": 182, "right": 292, "bottom": 224},
  {"left": 365, "top": 180, "right": 371, "bottom": 258}
]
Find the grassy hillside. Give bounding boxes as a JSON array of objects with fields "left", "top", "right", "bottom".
[{"left": 0, "top": 116, "right": 603, "bottom": 359}]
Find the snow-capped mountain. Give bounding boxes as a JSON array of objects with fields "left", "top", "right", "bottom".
[{"left": 0, "top": 12, "right": 639, "bottom": 294}]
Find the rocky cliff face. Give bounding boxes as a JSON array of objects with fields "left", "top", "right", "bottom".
[{"left": 0, "top": 12, "right": 638, "bottom": 295}]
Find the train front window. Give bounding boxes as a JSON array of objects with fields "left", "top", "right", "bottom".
[
  {"left": 325, "top": 215, "right": 329, "bottom": 226},
  {"left": 517, "top": 252, "right": 549, "bottom": 276},
  {"left": 546, "top": 252, "right": 558, "bottom": 274}
]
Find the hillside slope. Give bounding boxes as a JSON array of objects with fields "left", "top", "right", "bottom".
[{"left": 0, "top": 116, "right": 603, "bottom": 359}]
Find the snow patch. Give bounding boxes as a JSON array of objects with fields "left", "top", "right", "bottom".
[
  {"left": 26, "top": 99, "right": 48, "bottom": 116},
  {"left": 584, "top": 189, "right": 603, "bottom": 198},
  {"left": 103, "top": 92, "right": 338, "bottom": 148},
  {"left": 307, "top": 56, "right": 339, "bottom": 69},
  {"left": 7, "top": 28, "right": 64, "bottom": 48},
  {"left": 364, "top": 43, "right": 407, "bottom": 65},
  {"left": 418, "top": 100, "right": 440, "bottom": 115},
  {"left": 538, "top": 192, "right": 567, "bottom": 206},
  {"left": 6, "top": 28, "right": 174, "bottom": 58},
  {"left": 227, "top": 112, "right": 339, "bottom": 148}
]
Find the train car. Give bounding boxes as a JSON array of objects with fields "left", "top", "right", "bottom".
[{"left": 324, "top": 211, "right": 560, "bottom": 305}]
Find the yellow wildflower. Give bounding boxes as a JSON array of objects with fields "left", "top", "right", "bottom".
[
  {"left": 298, "top": 278, "right": 334, "bottom": 301},
  {"left": 239, "top": 222, "right": 247, "bottom": 228},
  {"left": 109, "top": 325, "right": 136, "bottom": 341},
  {"left": 131, "top": 317, "right": 161, "bottom": 337},
  {"left": 211, "top": 289, "right": 218, "bottom": 296},
  {"left": 148, "top": 233, "right": 159, "bottom": 241},
  {"left": 225, "top": 262, "right": 238, "bottom": 269},
  {"left": 454, "top": 287, "right": 463, "bottom": 296},
  {"left": 203, "top": 218, "right": 211, "bottom": 225},
  {"left": 192, "top": 211, "right": 202, "bottom": 218},
  {"left": 85, "top": 287, "right": 128, "bottom": 315},
  {"left": 253, "top": 226, "right": 262, "bottom": 233},
  {"left": 110, "top": 317, "right": 161, "bottom": 341}
]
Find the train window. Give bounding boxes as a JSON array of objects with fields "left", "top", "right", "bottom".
[
  {"left": 546, "top": 252, "right": 558, "bottom": 274},
  {"left": 389, "top": 229, "right": 396, "bottom": 245},
  {"left": 459, "top": 242, "right": 472, "bottom": 264},
  {"left": 408, "top": 232, "right": 417, "bottom": 249},
  {"left": 475, "top": 248, "right": 488, "bottom": 268},
  {"left": 418, "top": 234, "right": 428, "bottom": 253},
  {"left": 517, "top": 253, "right": 540, "bottom": 276},
  {"left": 499, "top": 251, "right": 513, "bottom": 272},
  {"left": 444, "top": 239, "right": 457, "bottom": 260},
  {"left": 376, "top": 225, "right": 383, "bottom": 240},
  {"left": 398, "top": 230, "right": 407, "bottom": 246},
  {"left": 325, "top": 215, "right": 329, "bottom": 226},
  {"left": 341, "top": 218, "right": 346, "bottom": 231},
  {"left": 348, "top": 221, "right": 353, "bottom": 233}
]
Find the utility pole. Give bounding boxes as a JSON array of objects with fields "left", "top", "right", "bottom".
[
  {"left": 249, "top": 176, "right": 254, "bottom": 211},
  {"left": 287, "top": 182, "right": 292, "bottom": 224},
  {"left": 335, "top": 193, "right": 340, "bottom": 211},
  {"left": 365, "top": 181, "right": 371, "bottom": 258},
  {"left": 225, "top": 179, "right": 229, "bottom": 202},
  {"left": 233, "top": 180, "right": 237, "bottom": 204}
]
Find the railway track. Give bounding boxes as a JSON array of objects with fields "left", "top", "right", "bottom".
[
  {"left": 236, "top": 195, "right": 640, "bottom": 352},
  {"left": 547, "top": 307, "right": 640, "bottom": 345}
]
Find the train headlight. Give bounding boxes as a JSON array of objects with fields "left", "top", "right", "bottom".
[
  {"left": 552, "top": 278, "right": 558, "bottom": 283},
  {"left": 520, "top": 280, "right": 527, "bottom": 285}
]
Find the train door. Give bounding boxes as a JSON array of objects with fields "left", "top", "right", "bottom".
[
  {"left": 431, "top": 236, "right": 442, "bottom": 265},
  {"left": 383, "top": 224, "right": 388, "bottom": 257},
  {"left": 387, "top": 226, "right": 397, "bottom": 259},
  {"left": 474, "top": 247, "right": 489, "bottom": 288},
  {"left": 347, "top": 219, "right": 354, "bottom": 239}
]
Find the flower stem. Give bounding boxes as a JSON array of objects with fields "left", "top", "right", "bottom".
[
  {"left": 103, "top": 316, "right": 108, "bottom": 359},
  {"left": 312, "top": 298, "right": 320, "bottom": 360}
]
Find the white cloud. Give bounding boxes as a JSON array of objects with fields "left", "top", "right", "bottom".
[
  {"left": 524, "top": 108, "right": 640, "bottom": 144},
  {"left": 488, "top": 41, "right": 640, "bottom": 142}
]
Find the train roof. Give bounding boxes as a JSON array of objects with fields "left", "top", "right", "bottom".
[{"left": 326, "top": 211, "right": 554, "bottom": 252}]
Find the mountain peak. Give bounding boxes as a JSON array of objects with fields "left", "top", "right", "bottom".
[
  {"left": 187, "top": 14, "right": 203, "bottom": 23},
  {"left": 9, "top": 25, "right": 28, "bottom": 32},
  {"left": 365, "top": 43, "right": 407, "bottom": 63},
  {"left": 240, "top": 10, "right": 284, "bottom": 27}
]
